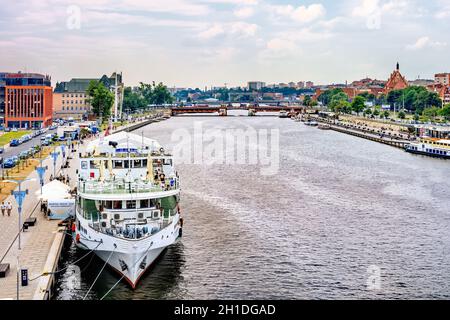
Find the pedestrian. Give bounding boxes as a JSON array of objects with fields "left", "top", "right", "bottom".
[
  {"left": 1, "top": 201, "right": 5, "bottom": 216},
  {"left": 6, "top": 201, "right": 12, "bottom": 217}
]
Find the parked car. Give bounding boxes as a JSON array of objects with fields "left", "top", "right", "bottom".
[
  {"left": 3, "top": 158, "right": 15, "bottom": 168},
  {"left": 0, "top": 147, "right": 4, "bottom": 154},
  {"left": 11, "top": 156, "right": 19, "bottom": 164},
  {"left": 10, "top": 139, "right": 21, "bottom": 147}
]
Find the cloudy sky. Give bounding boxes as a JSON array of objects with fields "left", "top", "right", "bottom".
[{"left": 0, "top": 0, "right": 449, "bottom": 88}]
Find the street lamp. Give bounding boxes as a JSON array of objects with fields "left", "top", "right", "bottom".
[
  {"left": 4, "top": 178, "right": 36, "bottom": 250},
  {"left": 50, "top": 148, "right": 60, "bottom": 178}
]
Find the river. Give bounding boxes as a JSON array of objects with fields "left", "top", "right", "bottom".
[{"left": 53, "top": 113, "right": 450, "bottom": 300}]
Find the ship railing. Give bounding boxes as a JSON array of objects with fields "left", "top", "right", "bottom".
[
  {"left": 78, "top": 178, "right": 180, "bottom": 194},
  {"left": 88, "top": 210, "right": 177, "bottom": 240}
]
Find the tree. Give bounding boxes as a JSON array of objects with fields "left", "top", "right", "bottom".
[
  {"left": 86, "top": 81, "right": 114, "bottom": 121},
  {"left": 329, "top": 92, "right": 349, "bottom": 113},
  {"left": 123, "top": 87, "right": 146, "bottom": 113},
  {"left": 303, "top": 95, "right": 312, "bottom": 106},
  {"left": 382, "top": 110, "right": 390, "bottom": 119},
  {"left": 351, "top": 96, "right": 366, "bottom": 115},
  {"left": 363, "top": 108, "right": 372, "bottom": 117},
  {"left": 422, "top": 106, "right": 440, "bottom": 121},
  {"left": 150, "top": 82, "right": 174, "bottom": 105},
  {"left": 439, "top": 104, "right": 450, "bottom": 120},
  {"left": 398, "top": 111, "right": 406, "bottom": 119},
  {"left": 318, "top": 88, "right": 344, "bottom": 106}
]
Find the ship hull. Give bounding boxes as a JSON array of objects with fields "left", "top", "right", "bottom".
[
  {"left": 96, "top": 247, "right": 165, "bottom": 288},
  {"left": 74, "top": 213, "right": 181, "bottom": 288}
]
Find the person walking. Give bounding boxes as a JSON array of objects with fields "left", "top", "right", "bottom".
[
  {"left": 1, "top": 201, "right": 5, "bottom": 216},
  {"left": 6, "top": 201, "right": 12, "bottom": 217}
]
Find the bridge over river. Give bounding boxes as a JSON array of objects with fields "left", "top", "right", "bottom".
[{"left": 170, "top": 104, "right": 316, "bottom": 116}]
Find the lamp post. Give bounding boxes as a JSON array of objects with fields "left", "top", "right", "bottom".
[
  {"left": 4, "top": 178, "right": 36, "bottom": 250},
  {"left": 50, "top": 148, "right": 60, "bottom": 178}
]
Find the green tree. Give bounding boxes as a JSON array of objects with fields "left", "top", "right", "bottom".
[
  {"left": 398, "top": 111, "right": 406, "bottom": 119},
  {"left": 123, "top": 87, "right": 146, "bottom": 113},
  {"left": 422, "top": 106, "right": 440, "bottom": 121},
  {"left": 351, "top": 96, "right": 366, "bottom": 115},
  {"left": 303, "top": 95, "right": 312, "bottom": 106},
  {"left": 439, "top": 104, "right": 450, "bottom": 120},
  {"left": 382, "top": 110, "right": 390, "bottom": 119},
  {"left": 151, "top": 82, "right": 174, "bottom": 105},
  {"left": 86, "top": 81, "right": 114, "bottom": 121},
  {"left": 318, "top": 88, "right": 344, "bottom": 106}
]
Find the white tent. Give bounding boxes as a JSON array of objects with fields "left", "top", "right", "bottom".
[{"left": 36, "top": 180, "right": 72, "bottom": 200}]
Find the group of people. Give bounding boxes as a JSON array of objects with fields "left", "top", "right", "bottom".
[
  {"left": 49, "top": 174, "right": 71, "bottom": 185},
  {"left": 1, "top": 201, "right": 13, "bottom": 217}
]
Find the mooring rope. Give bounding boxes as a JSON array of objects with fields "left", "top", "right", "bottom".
[{"left": 83, "top": 244, "right": 117, "bottom": 300}]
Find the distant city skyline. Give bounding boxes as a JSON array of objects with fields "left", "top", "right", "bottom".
[{"left": 1, "top": 0, "right": 450, "bottom": 88}]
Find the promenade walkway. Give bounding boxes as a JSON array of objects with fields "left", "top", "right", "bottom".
[{"left": 0, "top": 144, "right": 76, "bottom": 300}]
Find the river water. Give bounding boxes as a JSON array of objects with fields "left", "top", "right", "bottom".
[{"left": 54, "top": 113, "right": 450, "bottom": 300}]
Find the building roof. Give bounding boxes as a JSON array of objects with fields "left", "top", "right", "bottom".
[{"left": 54, "top": 78, "right": 97, "bottom": 93}]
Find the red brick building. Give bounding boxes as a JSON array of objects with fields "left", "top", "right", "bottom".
[
  {"left": 5, "top": 85, "right": 53, "bottom": 129},
  {"left": 384, "top": 63, "right": 408, "bottom": 94}
]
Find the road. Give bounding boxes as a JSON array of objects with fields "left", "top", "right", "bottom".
[{"left": 1, "top": 128, "right": 57, "bottom": 159}]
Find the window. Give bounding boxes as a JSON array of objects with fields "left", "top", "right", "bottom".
[
  {"left": 104, "top": 201, "right": 113, "bottom": 209},
  {"left": 81, "top": 161, "right": 88, "bottom": 169},
  {"left": 114, "top": 160, "right": 124, "bottom": 169},
  {"left": 140, "top": 199, "right": 149, "bottom": 208},
  {"left": 126, "top": 200, "right": 136, "bottom": 209},
  {"left": 90, "top": 160, "right": 100, "bottom": 169},
  {"left": 133, "top": 159, "right": 142, "bottom": 168},
  {"left": 113, "top": 201, "right": 122, "bottom": 210}
]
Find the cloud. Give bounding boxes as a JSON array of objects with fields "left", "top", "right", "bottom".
[
  {"left": 406, "top": 36, "right": 447, "bottom": 50},
  {"left": 197, "top": 21, "right": 258, "bottom": 40},
  {"left": 234, "top": 6, "right": 255, "bottom": 18},
  {"left": 270, "top": 3, "right": 326, "bottom": 23}
]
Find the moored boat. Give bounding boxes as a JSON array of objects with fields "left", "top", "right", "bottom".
[
  {"left": 73, "top": 131, "right": 182, "bottom": 288},
  {"left": 405, "top": 138, "right": 450, "bottom": 159}
]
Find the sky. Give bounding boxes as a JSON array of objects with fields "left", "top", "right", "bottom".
[{"left": 0, "top": 0, "right": 449, "bottom": 88}]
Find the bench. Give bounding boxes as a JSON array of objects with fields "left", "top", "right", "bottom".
[
  {"left": 0, "top": 263, "right": 10, "bottom": 278},
  {"left": 25, "top": 217, "right": 37, "bottom": 227}
]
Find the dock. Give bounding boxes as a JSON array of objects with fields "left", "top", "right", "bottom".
[{"left": 328, "top": 125, "right": 409, "bottom": 149}]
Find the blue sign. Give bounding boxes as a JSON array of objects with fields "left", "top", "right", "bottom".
[
  {"left": 13, "top": 190, "right": 27, "bottom": 208},
  {"left": 61, "top": 144, "right": 66, "bottom": 158},
  {"left": 51, "top": 151, "right": 59, "bottom": 164},
  {"left": 36, "top": 166, "right": 46, "bottom": 186}
]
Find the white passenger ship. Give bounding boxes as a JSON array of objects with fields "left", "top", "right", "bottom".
[
  {"left": 405, "top": 138, "right": 450, "bottom": 159},
  {"left": 73, "top": 131, "right": 182, "bottom": 288}
]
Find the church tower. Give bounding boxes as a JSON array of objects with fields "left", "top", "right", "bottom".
[{"left": 384, "top": 62, "right": 408, "bottom": 94}]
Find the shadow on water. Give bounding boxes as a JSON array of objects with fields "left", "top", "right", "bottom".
[{"left": 53, "top": 239, "right": 186, "bottom": 300}]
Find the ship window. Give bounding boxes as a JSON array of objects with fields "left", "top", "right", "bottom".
[
  {"left": 81, "top": 161, "right": 88, "bottom": 169},
  {"left": 114, "top": 160, "right": 124, "bottom": 169},
  {"left": 163, "top": 159, "right": 172, "bottom": 166},
  {"left": 90, "top": 160, "right": 99, "bottom": 169},
  {"left": 140, "top": 199, "right": 149, "bottom": 208},
  {"left": 124, "top": 160, "right": 130, "bottom": 169},
  {"left": 113, "top": 201, "right": 122, "bottom": 209},
  {"left": 104, "top": 201, "right": 113, "bottom": 209},
  {"left": 142, "top": 159, "right": 147, "bottom": 166},
  {"left": 133, "top": 159, "right": 142, "bottom": 168},
  {"left": 126, "top": 200, "right": 136, "bottom": 209}
]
